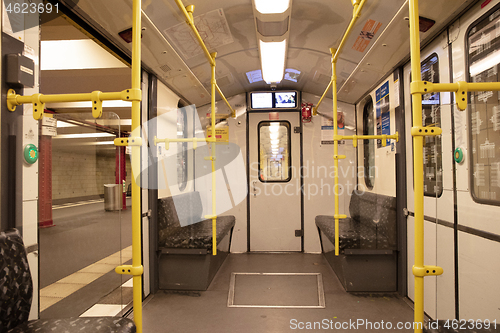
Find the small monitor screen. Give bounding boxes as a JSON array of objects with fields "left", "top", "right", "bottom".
[
  {"left": 251, "top": 92, "right": 273, "bottom": 109},
  {"left": 275, "top": 92, "right": 297, "bottom": 108}
]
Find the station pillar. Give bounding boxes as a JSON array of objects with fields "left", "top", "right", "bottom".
[
  {"left": 116, "top": 145, "right": 126, "bottom": 210},
  {"left": 38, "top": 135, "right": 53, "bottom": 228}
]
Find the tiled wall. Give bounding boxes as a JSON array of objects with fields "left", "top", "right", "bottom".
[{"left": 52, "top": 150, "right": 131, "bottom": 201}]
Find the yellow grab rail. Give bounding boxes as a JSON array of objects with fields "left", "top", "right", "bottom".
[
  {"left": 408, "top": 0, "right": 443, "bottom": 331},
  {"left": 173, "top": 0, "right": 235, "bottom": 118},
  {"left": 7, "top": 1, "right": 145, "bottom": 331},
  {"left": 313, "top": 0, "right": 367, "bottom": 115}
]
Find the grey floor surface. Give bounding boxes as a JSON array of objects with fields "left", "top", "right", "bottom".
[{"left": 143, "top": 253, "right": 415, "bottom": 333}]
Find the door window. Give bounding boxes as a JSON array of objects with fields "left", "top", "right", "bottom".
[{"left": 258, "top": 121, "right": 291, "bottom": 182}]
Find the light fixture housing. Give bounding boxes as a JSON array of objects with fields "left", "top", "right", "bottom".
[
  {"left": 254, "top": 0, "right": 290, "bottom": 14},
  {"left": 253, "top": 0, "right": 292, "bottom": 85}
]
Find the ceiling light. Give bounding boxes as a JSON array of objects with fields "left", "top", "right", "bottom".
[
  {"left": 255, "top": 0, "right": 290, "bottom": 14},
  {"left": 54, "top": 133, "right": 116, "bottom": 139},
  {"left": 270, "top": 132, "right": 279, "bottom": 140},
  {"left": 269, "top": 125, "right": 280, "bottom": 133},
  {"left": 260, "top": 40, "right": 286, "bottom": 83},
  {"left": 271, "top": 139, "right": 279, "bottom": 145}
]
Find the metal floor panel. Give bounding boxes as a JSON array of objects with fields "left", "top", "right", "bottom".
[{"left": 228, "top": 273, "right": 325, "bottom": 308}]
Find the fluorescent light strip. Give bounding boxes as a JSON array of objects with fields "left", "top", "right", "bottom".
[
  {"left": 260, "top": 40, "right": 286, "bottom": 83},
  {"left": 470, "top": 49, "right": 500, "bottom": 76},
  {"left": 254, "top": 0, "right": 290, "bottom": 14},
  {"left": 54, "top": 133, "right": 116, "bottom": 139}
]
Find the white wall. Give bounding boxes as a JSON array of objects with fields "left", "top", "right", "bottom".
[
  {"left": 302, "top": 92, "right": 356, "bottom": 253},
  {"left": 196, "top": 94, "right": 248, "bottom": 253},
  {"left": 356, "top": 78, "right": 398, "bottom": 197},
  {"left": 156, "top": 81, "right": 182, "bottom": 199}
]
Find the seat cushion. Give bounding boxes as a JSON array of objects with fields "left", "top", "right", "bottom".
[
  {"left": 0, "top": 229, "right": 33, "bottom": 333},
  {"left": 7, "top": 317, "right": 136, "bottom": 333},
  {"left": 315, "top": 216, "right": 361, "bottom": 251},
  {"left": 158, "top": 216, "right": 235, "bottom": 251}
]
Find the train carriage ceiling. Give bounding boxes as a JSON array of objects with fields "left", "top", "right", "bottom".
[{"left": 64, "top": 0, "right": 476, "bottom": 106}]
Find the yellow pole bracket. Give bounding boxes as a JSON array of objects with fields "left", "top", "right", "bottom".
[
  {"left": 32, "top": 93, "right": 45, "bottom": 121},
  {"left": 334, "top": 214, "right": 347, "bottom": 219},
  {"left": 204, "top": 215, "right": 217, "bottom": 219},
  {"left": 114, "top": 137, "right": 143, "bottom": 146},
  {"left": 115, "top": 265, "right": 144, "bottom": 276},
  {"left": 204, "top": 156, "right": 216, "bottom": 161},
  {"left": 410, "top": 126, "right": 442, "bottom": 137},
  {"left": 333, "top": 154, "right": 346, "bottom": 160},
  {"left": 91, "top": 91, "right": 103, "bottom": 119},
  {"left": 6, "top": 89, "right": 18, "bottom": 112},
  {"left": 412, "top": 265, "right": 444, "bottom": 277}
]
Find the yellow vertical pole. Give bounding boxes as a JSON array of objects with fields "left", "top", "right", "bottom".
[
  {"left": 210, "top": 53, "right": 217, "bottom": 256},
  {"left": 331, "top": 48, "right": 341, "bottom": 256},
  {"left": 409, "top": 0, "right": 424, "bottom": 331},
  {"left": 131, "top": 0, "right": 143, "bottom": 331}
]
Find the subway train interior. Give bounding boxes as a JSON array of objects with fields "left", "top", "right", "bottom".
[{"left": 1, "top": 0, "right": 500, "bottom": 332}]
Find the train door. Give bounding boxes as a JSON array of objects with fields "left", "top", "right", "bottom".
[
  {"left": 404, "top": 31, "right": 456, "bottom": 319},
  {"left": 449, "top": 1, "right": 500, "bottom": 320},
  {"left": 248, "top": 111, "right": 302, "bottom": 251}
]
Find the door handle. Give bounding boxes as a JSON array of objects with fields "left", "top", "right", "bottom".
[{"left": 252, "top": 180, "right": 258, "bottom": 197}]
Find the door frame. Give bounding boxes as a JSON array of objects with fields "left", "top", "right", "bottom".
[{"left": 246, "top": 109, "right": 304, "bottom": 252}]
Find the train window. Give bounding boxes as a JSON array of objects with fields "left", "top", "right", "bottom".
[
  {"left": 177, "top": 107, "right": 188, "bottom": 191},
  {"left": 421, "top": 53, "right": 442, "bottom": 197},
  {"left": 258, "top": 121, "right": 291, "bottom": 182},
  {"left": 363, "top": 97, "right": 375, "bottom": 189},
  {"left": 467, "top": 9, "right": 500, "bottom": 205}
]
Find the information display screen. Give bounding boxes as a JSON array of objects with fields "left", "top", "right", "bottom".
[
  {"left": 251, "top": 92, "right": 273, "bottom": 109},
  {"left": 249, "top": 91, "right": 298, "bottom": 110}
]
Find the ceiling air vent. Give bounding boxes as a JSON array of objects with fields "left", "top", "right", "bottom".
[
  {"left": 159, "top": 64, "right": 171, "bottom": 73},
  {"left": 217, "top": 75, "right": 232, "bottom": 87},
  {"left": 256, "top": 17, "right": 289, "bottom": 37},
  {"left": 313, "top": 71, "right": 331, "bottom": 86}
]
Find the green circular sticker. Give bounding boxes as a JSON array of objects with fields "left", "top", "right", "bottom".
[
  {"left": 454, "top": 147, "right": 464, "bottom": 164},
  {"left": 24, "top": 144, "right": 38, "bottom": 164}
]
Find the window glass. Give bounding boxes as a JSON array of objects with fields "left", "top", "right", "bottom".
[
  {"left": 258, "top": 121, "right": 291, "bottom": 182},
  {"left": 421, "top": 54, "right": 443, "bottom": 197},
  {"left": 177, "top": 107, "right": 188, "bottom": 191},
  {"left": 468, "top": 9, "right": 500, "bottom": 204},
  {"left": 363, "top": 98, "right": 375, "bottom": 189}
]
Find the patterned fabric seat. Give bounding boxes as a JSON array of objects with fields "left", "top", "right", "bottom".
[
  {"left": 315, "top": 190, "right": 397, "bottom": 253},
  {"left": 157, "top": 191, "right": 235, "bottom": 251},
  {"left": 0, "top": 229, "right": 136, "bottom": 333}
]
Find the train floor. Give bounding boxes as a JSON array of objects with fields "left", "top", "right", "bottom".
[{"left": 143, "top": 253, "right": 416, "bottom": 332}]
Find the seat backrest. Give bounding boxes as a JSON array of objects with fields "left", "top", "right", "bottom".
[
  {"left": 375, "top": 194, "right": 397, "bottom": 249},
  {"left": 157, "top": 191, "right": 204, "bottom": 230},
  {"left": 349, "top": 190, "right": 378, "bottom": 225},
  {"left": 0, "top": 229, "right": 33, "bottom": 333}
]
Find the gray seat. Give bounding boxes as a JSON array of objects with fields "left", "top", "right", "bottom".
[
  {"left": 316, "top": 190, "right": 397, "bottom": 252},
  {"left": 0, "top": 229, "right": 136, "bottom": 333},
  {"left": 157, "top": 191, "right": 235, "bottom": 252}
]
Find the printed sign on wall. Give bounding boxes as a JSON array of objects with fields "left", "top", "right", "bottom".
[{"left": 376, "top": 81, "right": 390, "bottom": 148}]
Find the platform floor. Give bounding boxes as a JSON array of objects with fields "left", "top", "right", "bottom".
[
  {"left": 39, "top": 198, "right": 133, "bottom": 318},
  {"left": 143, "top": 253, "right": 416, "bottom": 333}
]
